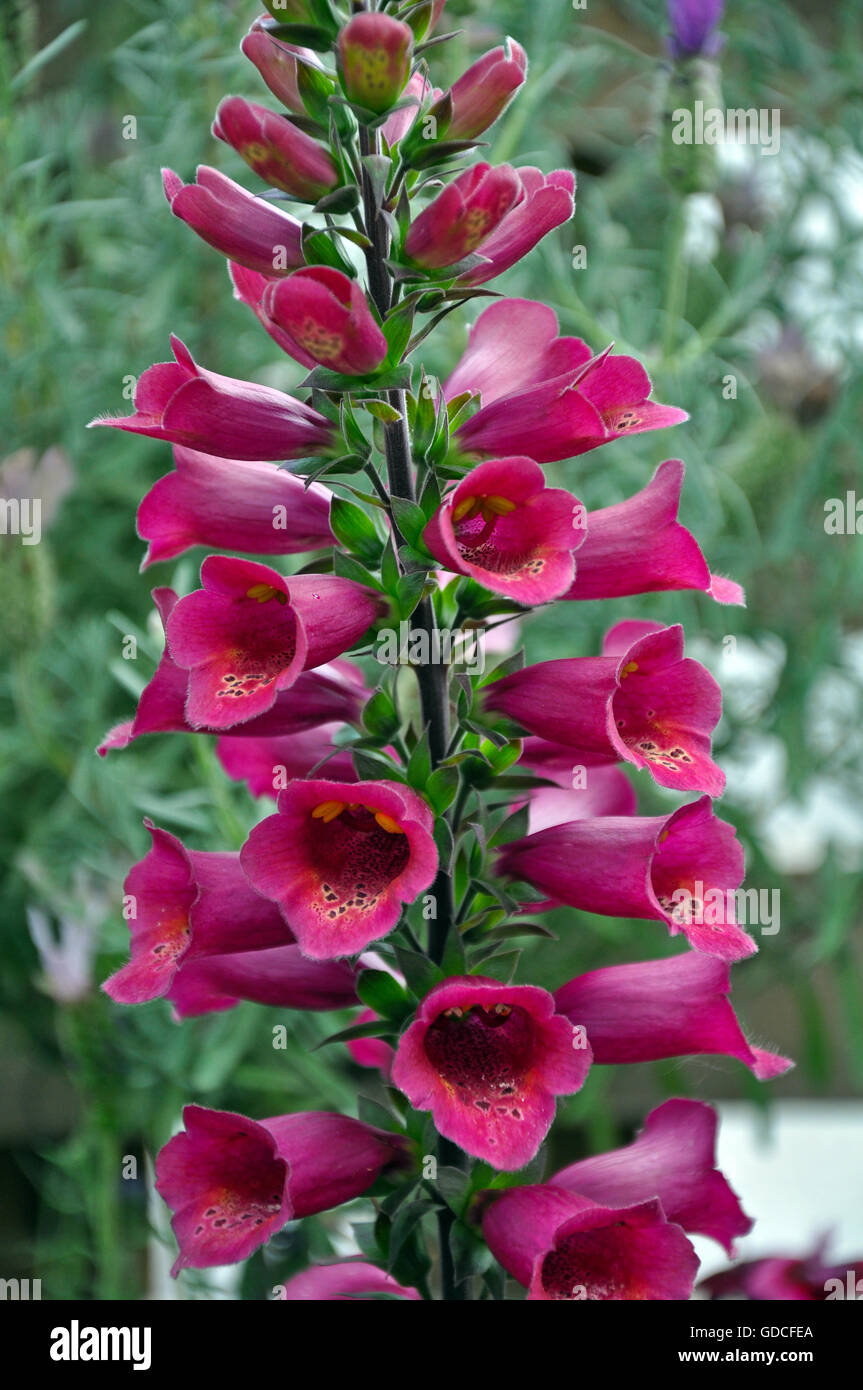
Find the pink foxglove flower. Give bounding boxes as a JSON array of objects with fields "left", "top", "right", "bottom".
[
  {"left": 701, "top": 1240, "right": 863, "bottom": 1301},
  {"left": 156, "top": 1105, "right": 406, "bottom": 1274},
  {"left": 551, "top": 1098, "right": 752, "bottom": 1254},
  {"left": 446, "top": 40, "right": 528, "bottom": 140},
  {"left": 457, "top": 169, "right": 576, "bottom": 286},
  {"left": 483, "top": 1184, "right": 700, "bottom": 1300},
  {"left": 347, "top": 1007, "right": 395, "bottom": 1077},
  {"left": 391, "top": 976, "right": 592, "bottom": 1169},
  {"left": 137, "top": 445, "right": 333, "bottom": 569},
  {"left": 555, "top": 953, "right": 792, "bottom": 1079},
  {"left": 212, "top": 96, "right": 339, "bottom": 201},
  {"left": 484, "top": 619, "right": 724, "bottom": 796},
  {"left": 338, "top": 13, "right": 414, "bottom": 114},
  {"left": 167, "top": 943, "right": 359, "bottom": 1019},
  {"left": 277, "top": 1260, "right": 421, "bottom": 1300},
  {"left": 88, "top": 336, "right": 336, "bottom": 462},
  {"left": 103, "top": 820, "right": 291, "bottom": 1005},
  {"left": 423, "top": 456, "right": 585, "bottom": 604},
  {"left": 564, "top": 459, "right": 744, "bottom": 605},
  {"left": 404, "top": 162, "right": 523, "bottom": 270},
  {"left": 241, "top": 26, "right": 322, "bottom": 115},
  {"left": 165, "top": 558, "right": 385, "bottom": 730},
  {"left": 262, "top": 268, "right": 388, "bottom": 375},
  {"left": 446, "top": 299, "right": 686, "bottom": 460},
  {"left": 215, "top": 724, "right": 357, "bottom": 800},
  {"left": 241, "top": 778, "right": 437, "bottom": 958},
  {"left": 497, "top": 794, "right": 754, "bottom": 960},
  {"left": 162, "top": 166, "right": 304, "bottom": 275}
]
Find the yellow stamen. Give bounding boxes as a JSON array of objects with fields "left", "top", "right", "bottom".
[
  {"left": 620, "top": 661, "right": 639, "bottom": 678},
  {"left": 246, "top": 583, "right": 286, "bottom": 604},
  {"left": 453, "top": 496, "right": 482, "bottom": 523},
  {"left": 483, "top": 495, "right": 517, "bottom": 516},
  {"left": 311, "top": 801, "right": 345, "bottom": 823},
  {"left": 374, "top": 811, "right": 404, "bottom": 834}
]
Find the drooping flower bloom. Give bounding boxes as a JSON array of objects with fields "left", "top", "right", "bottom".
[
  {"left": 668, "top": 0, "right": 725, "bottom": 59},
  {"left": 215, "top": 724, "right": 357, "bottom": 800},
  {"left": 497, "top": 794, "right": 754, "bottom": 960},
  {"left": 482, "top": 1099, "right": 751, "bottom": 1298},
  {"left": 338, "top": 13, "right": 414, "bottom": 115},
  {"left": 515, "top": 738, "right": 635, "bottom": 833},
  {"left": 457, "top": 169, "right": 576, "bottom": 286},
  {"left": 423, "top": 457, "right": 585, "bottom": 604},
  {"left": 102, "top": 820, "right": 292, "bottom": 1005},
  {"left": 212, "top": 96, "right": 339, "bottom": 201},
  {"left": 88, "top": 336, "right": 336, "bottom": 462},
  {"left": 382, "top": 70, "right": 441, "bottom": 146},
  {"left": 446, "top": 299, "right": 687, "bottom": 460},
  {"left": 262, "top": 268, "right": 388, "bottom": 375},
  {"left": 277, "top": 1260, "right": 421, "bottom": 1301},
  {"left": 156, "top": 1105, "right": 407, "bottom": 1274},
  {"left": 167, "top": 943, "right": 360, "bottom": 1019},
  {"left": 241, "top": 25, "right": 322, "bottom": 115},
  {"left": 555, "top": 953, "right": 792, "bottom": 1079},
  {"left": 137, "top": 445, "right": 333, "bottom": 569},
  {"left": 551, "top": 1098, "right": 752, "bottom": 1253},
  {"left": 483, "top": 1184, "right": 699, "bottom": 1300},
  {"left": 485, "top": 620, "right": 724, "bottom": 796},
  {"left": 446, "top": 39, "right": 528, "bottom": 140},
  {"left": 165, "top": 558, "right": 385, "bottom": 730},
  {"left": 404, "top": 165, "right": 572, "bottom": 276},
  {"left": 701, "top": 1240, "right": 863, "bottom": 1301},
  {"left": 391, "top": 976, "right": 592, "bottom": 1169},
  {"left": 563, "top": 459, "right": 744, "bottom": 604},
  {"left": 241, "top": 779, "right": 437, "bottom": 958},
  {"left": 162, "top": 166, "right": 304, "bottom": 276},
  {"left": 96, "top": 589, "right": 368, "bottom": 755}
]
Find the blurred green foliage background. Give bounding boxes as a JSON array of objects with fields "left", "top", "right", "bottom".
[{"left": 1, "top": 0, "right": 861, "bottom": 1298}]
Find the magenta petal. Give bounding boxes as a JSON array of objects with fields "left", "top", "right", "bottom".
[
  {"left": 162, "top": 165, "right": 304, "bottom": 275},
  {"left": 444, "top": 299, "right": 591, "bottom": 406},
  {"left": 391, "top": 976, "right": 591, "bottom": 1170},
  {"left": 102, "top": 822, "right": 196, "bottom": 1003},
  {"left": 554, "top": 1098, "right": 753, "bottom": 1254},
  {"left": 167, "top": 944, "right": 359, "bottom": 1018},
  {"left": 263, "top": 267, "right": 388, "bottom": 376},
  {"left": 455, "top": 378, "right": 606, "bottom": 464},
  {"left": 555, "top": 953, "right": 793, "bottom": 1078},
  {"left": 278, "top": 1260, "right": 421, "bottom": 1300},
  {"left": 216, "top": 725, "right": 357, "bottom": 800},
  {"left": 458, "top": 170, "right": 576, "bottom": 286},
  {"left": 138, "top": 445, "right": 333, "bottom": 568},
  {"left": 240, "top": 779, "right": 437, "bottom": 958},
  {"left": 566, "top": 460, "right": 745, "bottom": 605}
]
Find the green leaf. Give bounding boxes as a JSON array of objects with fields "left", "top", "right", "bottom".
[
  {"left": 407, "top": 727, "right": 432, "bottom": 789},
  {"left": 392, "top": 945, "right": 444, "bottom": 998},
  {"left": 263, "top": 22, "right": 335, "bottom": 51},
  {"left": 330, "top": 496, "right": 381, "bottom": 563},
  {"left": 362, "top": 689, "right": 399, "bottom": 739},
  {"left": 351, "top": 748, "right": 404, "bottom": 782},
  {"left": 357, "top": 968, "right": 413, "bottom": 1022},
  {"left": 314, "top": 1019, "right": 396, "bottom": 1051},
  {"left": 395, "top": 569, "right": 428, "bottom": 619},
  {"left": 380, "top": 536, "right": 400, "bottom": 594},
  {"left": 313, "top": 185, "right": 360, "bottom": 216},
  {"left": 390, "top": 496, "right": 429, "bottom": 547},
  {"left": 333, "top": 551, "right": 384, "bottom": 590},
  {"left": 362, "top": 399, "right": 402, "bottom": 424},
  {"left": 301, "top": 226, "right": 355, "bottom": 275},
  {"left": 383, "top": 303, "right": 416, "bottom": 366},
  {"left": 425, "top": 765, "right": 459, "bottom": 814}
]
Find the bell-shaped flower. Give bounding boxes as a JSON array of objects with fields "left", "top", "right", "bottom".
[
  {"left": 241, "top": 25, "right": 322, "bottom": 115},
  {"left": 241, "top": 778, "right": 437, "bottom": 958},
  {"left": 457, "top": 169, "right": 576, "bottom": 286},
  {"left": 447, "top": 299, "right": 686, "bottom": 461},
  {"left": 156, "top": 1105, "right": 407, "bottom": 1274},
  {"left": 137, "top": 445, "right": 333, "bottom": 569},
  {"left": 167, "top": 943, "right": 359, "bottom": 1019},
  {"left": 497, "top": 794, "right": 754, "bottom": 960},
  {"left": 215, "top": 724, "right": 357, "bottom": 800},
  {"left": 423, "top": 457, "right": 585, "bottom": 604},
  {"left": 162, "top": 166, "right": 304, "bottom": 276},
  {"left": 88, "top": 336, "right": 336, "bottom": 462},
  {"left": 391, "top": 976, "right": 592, "bottom": 1170},
  {"left": 484, "top": 619, "right": 724, "bottom": 796},
  {"left": 338, "top": 13, "right": 414, "bottom": 115},
  {"left": 446, "top": 39, "right": 528, "bottom": 140},
  {"left": 564, "top": 459, "right": 744, "bottom": 605},
  {"left": 404, "top": 162, "right": 523, "bottom": 270},
  {"left": 165, "top": 558, "right": 385, "bottom": 730},
  {"left": 102, "top": 820, "right": 292, "bottom": 1005},
  {"left": 212, "top": 96, "right": 339, "bottom": 201},
  {"left": 277, "top": 1259, "right": 421, "bottom": 1300},
  {"left": 555, "top": 953, "right": 792, "bottom": 1079},
  {"left": 262, "top": 267, "right": 388, "bottom": 375}
]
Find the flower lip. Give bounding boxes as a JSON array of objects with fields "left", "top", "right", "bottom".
[
  {"left": 240, "top": 778, "right": 437, "bottom": 959},
  {"left": 391, "top": 975, "right": 592, "bottom": 1170},
  {"left": 647, "top": 796, "right": 752, "bottom": 959}
]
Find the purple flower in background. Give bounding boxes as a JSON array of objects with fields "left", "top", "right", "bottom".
[{"left": 667, "top": 0, "right": 725, "bottom": 59}]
